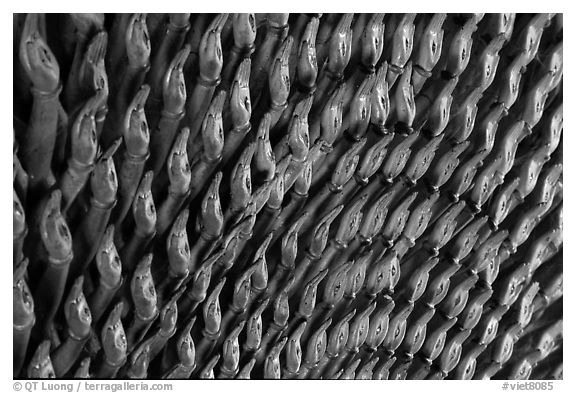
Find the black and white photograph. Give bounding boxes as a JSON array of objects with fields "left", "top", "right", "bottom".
[{"left": 11, "top": 11, "right": 563, "bottom": 382}]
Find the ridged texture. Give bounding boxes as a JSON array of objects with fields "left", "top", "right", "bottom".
[{"left": 13, "top": 13, "right": 563, "bottom": 380}]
